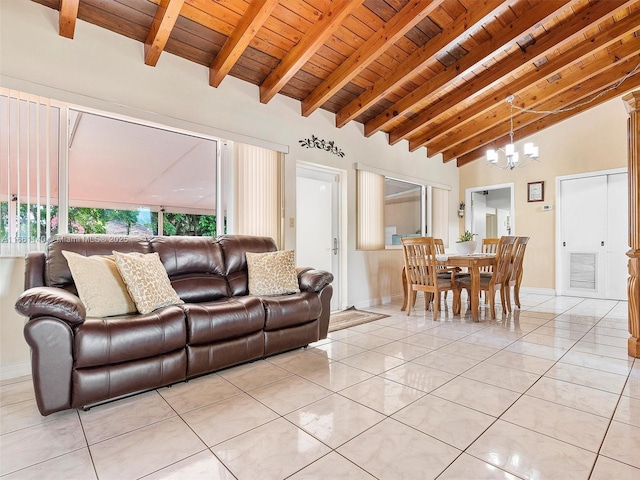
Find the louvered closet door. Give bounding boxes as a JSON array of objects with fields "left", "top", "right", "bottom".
[
  {"left": 559, "top": 173, "right": 628, "bottom": 299},
  {"left": 560, "top": 176, "right": 607, "bottom": 297}
]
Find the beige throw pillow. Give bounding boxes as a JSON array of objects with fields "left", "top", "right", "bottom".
[
  {"left": 62, "top": 250, "right": 137, "bottom": 317},
  {"left": 113, "top": 251, "right": 184, "bottom": 315},
  {"left": 246, "top": 250, "right": 300, "bottom": 296}
]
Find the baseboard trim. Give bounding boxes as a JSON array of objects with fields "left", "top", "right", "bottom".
[
  {"left": 1, "top": 361, "right": 31, "bottom": 381},
  {"left": 353, "top": 294, "right": 402, "bottom": 310},
  {"left": 520, "top": 287, "right": 557, "bottom": 296}
]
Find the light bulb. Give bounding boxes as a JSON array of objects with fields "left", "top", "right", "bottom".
[
  {"left": 486, "top": 149, "right": 498, "bottom": 163},
  {"left": 505, "top": 143, "right": 515, "bottom": 156},
  {"left": 524, "top": 143, "right": 534, "bottom": 156}
]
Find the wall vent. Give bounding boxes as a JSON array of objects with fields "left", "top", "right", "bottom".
[{"left": 569, "top": 253, "right": 597, "bottom": 290}]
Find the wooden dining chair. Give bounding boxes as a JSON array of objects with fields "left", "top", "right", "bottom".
[
  {"left": 474, "top": 237, "right": 500, "bottom": 304},
  {"left": 480, "top": 238, "right": 500, "bottom": 273},
  {"left": 401, "top": 237, "right": 459, "bottom": 317},
  {"left": 504, "top": 236, "right": 530, "bottom": 312},
  {"left": 434, "top": 237, "right": 460, "bottom": 304},
  {"left": 456, "top": 236, "right": 516, "bottom": 319}
]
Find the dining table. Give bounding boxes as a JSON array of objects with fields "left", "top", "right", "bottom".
[{"left": 401, "top": 253, "right": 496, "bottom": 322}]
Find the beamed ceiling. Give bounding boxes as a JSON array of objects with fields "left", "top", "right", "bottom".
[{"left": 35, "top": 0, "right": 640, "bottom": 167}]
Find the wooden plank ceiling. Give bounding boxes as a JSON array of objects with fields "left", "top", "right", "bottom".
[{"left": 37, "top": 0, "right": 640, "bottom": 167}]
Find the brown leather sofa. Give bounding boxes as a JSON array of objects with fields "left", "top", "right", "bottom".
[{"left": 15, "top": 234, "right": 333, "bottom": 416}]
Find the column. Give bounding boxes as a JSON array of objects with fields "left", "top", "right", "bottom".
[{"left": 623, "top": 91, "right": 640, "bottom": 358}]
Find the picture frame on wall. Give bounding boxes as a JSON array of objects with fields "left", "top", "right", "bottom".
[{"left": 527, "top": 181, "right": 544, "bottom": 202}]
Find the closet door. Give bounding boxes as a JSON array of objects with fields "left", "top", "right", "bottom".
[
  {"left": 560, "top": 175, "right": 608, "bottom": 297},
  {"left": 559, "top": 173, "right": 628, "bottom": 299}
]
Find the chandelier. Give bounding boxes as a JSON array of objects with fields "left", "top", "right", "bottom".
[{"left": 486, "top": 95, "right": 539, "bottom": 170}]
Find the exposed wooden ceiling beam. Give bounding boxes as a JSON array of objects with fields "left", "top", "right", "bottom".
[
  {"left": 334, "top": 0, "right": 505, "bottom": 128},
  {"left": 456, "top": 67, "right": 640, "bottom": 168},
  {"left": 300, "top": 0, "right": 442, "bottom": 118},
  {"left": 363, "top": 0, "right": 570, "bottom": 138},
  {"left": 259, "top": 0, "right": 363, "bottom": 104},
  {"left": 428, "top": 37, "right": 640, "bottom": 157},
  {"left": 391, "top": 0, "right": 635, "bottom": 147},
  {"left": 447, "top": 58, "right": 640, "bottom": 164},
  {"left": 59, "top": 0, "right": 79, "bottom": 39},
  {"left": 144, "top": 0, "right": 185, "bottom": 67},
  {"left": 210, "top": 0, "right": 279, "bottom": 88}
]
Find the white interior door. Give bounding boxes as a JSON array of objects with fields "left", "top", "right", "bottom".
[
  {"left": 606, "top": 173, "right": 629, "bottom": 300},
  {"left": 472, "top": 192, "right": 487, "bottom": 241},
  {"left": 559, "top": 173, "right": 627, "bottom": 299},
  {"left": 296, "top": 165, "right": 341, "bottom": 311}
]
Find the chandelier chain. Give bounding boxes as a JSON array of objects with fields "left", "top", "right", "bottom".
[
  {"left": 486, "top": 61, "right": 640, "bottom": 170},
  {"left": 511, "top": 62, "right": 640, "bottom": 116}
]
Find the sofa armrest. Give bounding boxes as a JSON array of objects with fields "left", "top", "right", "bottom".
[
  {"left": 297, "top": 269, "right": 334, "bottom": 293},
  {"left": 25, "top": 251, "right": 46, "bottom": 289},
  {"left": 15, "top": 287, "right": 86, "bottom": 325}
]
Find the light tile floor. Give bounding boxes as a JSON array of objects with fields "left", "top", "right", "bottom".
[{"left": 1, "top": 293, "right": 639, "bottom": 479}]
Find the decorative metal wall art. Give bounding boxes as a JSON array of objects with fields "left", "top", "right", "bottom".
[{"left": 299, "top": 135, "right": 345, "bottom": 157}]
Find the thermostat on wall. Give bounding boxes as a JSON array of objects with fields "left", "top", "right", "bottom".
[{"left": 542, "top": 205, "right": 553, "bottom": 211}]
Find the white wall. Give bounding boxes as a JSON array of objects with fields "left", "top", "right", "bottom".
[
  {"left": 0, "top": 257, "right": 30, "bottom": 379},
  {"left": 0, "top": 1, "right": 460, "bottom": 376}
]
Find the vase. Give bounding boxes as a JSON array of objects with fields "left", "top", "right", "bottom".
[{"left": 455, "top": 240, "right": 477, "bottom": 255}]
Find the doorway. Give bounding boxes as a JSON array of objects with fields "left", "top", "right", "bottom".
[
  {"left": 465, "top": 183, "right": 514, "bottom": 244},
  {"left": 557, "top": 169, "right": 628, "bottom": 300},
  {"left": 296, "top": 163, "right": 344, "bottom": 312}
]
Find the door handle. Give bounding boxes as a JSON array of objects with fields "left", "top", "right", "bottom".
[
  {"left": 333, "top": 238, "right": 338, "bottom": 255},
  {"left": 563, "top": 242, "right": 566, "bottom": 247},
  {"left": 601, "top": 241, "right": 605, "bottom": 246}
]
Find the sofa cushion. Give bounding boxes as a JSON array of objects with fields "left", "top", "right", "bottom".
[
  {"left": 113, "top": 251, "right": 184, "bottom": 314},
  {"left": 218, "top": 235, "right": 278, "bottom": 296},
  {"left": 45, "top": 234, "right": 150, "bottom": 294},
  {"left": 183, "top": 296, "right": 265, "bottom": 345},
  {"left": 246, "top": 250, "right": 300, "bottom": 296},
  {"left": 74, "top": 305, "right": 187, "bottom": 368},
  {"left": 148, "top": 236, "right": 229, "bottom": 302},
  {"left": 61, "top": 251, "right": 137, "bottom": 317},
  {"left": 261, "top": 292, "right": 322, "bottom": 331}
]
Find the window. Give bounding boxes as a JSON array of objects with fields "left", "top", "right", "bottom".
[
  {"left": 355, "top": 163, "right": 450, "bottom": 250},
  {"left": 1, "top": 89, "right": 294, "bottom": 255},
  {"left": 66, "top": 110, "right": 222, "bottom": 237},
  {"left": 384, "top": 178, "right": 424, "bottom": 246}
]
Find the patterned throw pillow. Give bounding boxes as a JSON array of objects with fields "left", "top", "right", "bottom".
[
  {"left": 62, "top": 250, "right": 137, "bottom": 317},
  {"left": 113, "top": 251, "right": 184, "bottom": 315},
  {"left": 246, "top": 250, "right": 300, "bottom": 296}
]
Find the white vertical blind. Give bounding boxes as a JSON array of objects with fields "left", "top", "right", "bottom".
[
  {"left": 356, "top": 169, "right": 385, "bottom": 250},
  {"left": 234, "top": 143, "right": 282, "bottom": 245},
  {"left": 431, "top": 187, "right": 450, "bottom": 247},
  {"left": 0, "top": 90, "right": 57, "bottom": 255}
]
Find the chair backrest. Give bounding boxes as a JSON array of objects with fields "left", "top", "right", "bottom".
[
  {"left": 510, "top": 236, "right": 530, "bottom": 283},
  {"left": 481, "top": 237, "right": 500, "bottom": 272},
  {"left": 491, "top": 236, "right": 517, "bottom": 285},
  {"left": 482, "top": 238, "right": 500, "bottom": 254},
  {"left": 401, "top": 237, "right": 438, "bottom": 288},
  {"left": 434, "top": 238, "right": 447, "bottom": 271}
]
